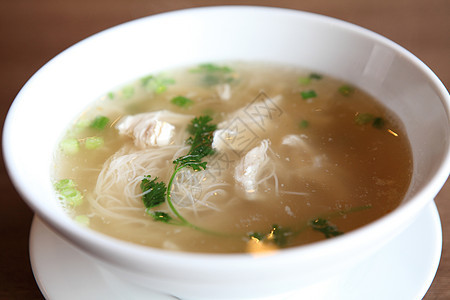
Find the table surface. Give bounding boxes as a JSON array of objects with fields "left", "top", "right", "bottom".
[{"left": 1, "top": 0, "right": 448, "bottom": 299}]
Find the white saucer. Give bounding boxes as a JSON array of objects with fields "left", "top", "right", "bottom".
[{"left": 29, "top": 201, "right": 442, "bottom": 300}]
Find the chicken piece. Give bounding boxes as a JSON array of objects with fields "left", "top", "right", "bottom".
[
  {"left": 234, "top": 139, "right": 270, "bottom": 194},
  {"left": 281, "top": 134, "right": 311, "bottom": 151},
  {"left": 281, "top": 134, "right": 327, "bottom": 168},
  {"left": 213, "top": 94, "right": 282, "bottom": 154},
  {"left": 116, "top": 110, "right": 193, "bottom": 148},
  {"left": 216, "top": 83, "right": 231, "bottom": 100}
]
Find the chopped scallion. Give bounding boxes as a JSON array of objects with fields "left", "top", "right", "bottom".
[
  {"left": 85, "top": 136, "right": 104, "bottom": 149},
  {"left": 298, "top": 77, "right": 311, "bottom": 85},
  {"left": 54, "top": 179, "right": 83, "bottom": 207},
  {"left": 60, "top": 138, "right": 80, "bottom": 155},
  {"left": 141, "top": 75, "right": 175, "bottom": 94},
  {"left": 355, "top": 113, "right": 374, "bottom": 125},
  {"left": 301, "top": 90, "right": 317, "bottom": 100},
  {"left": 54, "top": 179, "right": 76, "bottom": 190},
  {"left": 90, "top": 116, "right": 110, "bottom": 130},
  {"left": 309, "top": 218, "right": 343, "bottom": 238},
  {"left": 75, "top": 215, "right": 90, "bottom": 227},
  {"left": 339, "top": 85, "right": 355, "bottom": 96}
]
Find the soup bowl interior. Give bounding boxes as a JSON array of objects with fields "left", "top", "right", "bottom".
[{"left": 3, "top": 6, "right": 450, "bottom": 300}]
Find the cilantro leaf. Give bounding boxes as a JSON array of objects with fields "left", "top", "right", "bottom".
[
  {"left": 309, "top": 218, "right": 343, "bottom": 238},
  {"left": 149, "top": 211, "right": 173, "bottom": 223},
  {"left": 355, "top": 113, "right": 386, "bottom": 129},
  {"left": 173, "top": 115, "right": 217, "bottom": 171},
  {"left": 140, "top": 115, "right": 218, "bottom": 231},
  {"left": 372, "top": 117, "right": 385, "bottom": 129},
  {"left": 270, "top": 224, "right": 292, "bottom": 247},
  {"left": 140, "top": 176, "right": 167, "bottom": 209},
  {"left": 249, "top": 224, "right": 293, "bottom": 247}
]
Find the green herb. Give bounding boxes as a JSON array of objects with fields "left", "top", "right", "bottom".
[
  {"left": 90, "top": 116, "right": 110, "bottom": 130},
  {"left": 138, "top": 115, "right": 371, "bottom": 248},
  {"left": 141, "top": 74, "right": 175, "bottom": 94},
  {"left": 85, "top": 136, "right": 104, "bottom": 150},
  {"left": 141, "top": 116, "right": 217, "bottom": 230},
  {"left": 298, "top": 77, "right": 311, "bottom": 85},
  {"left": 54, "top": 179, "right": 83, "bottom": 206},
  {"left": 249, "top": 232, "right": 265, "bottom": 241},
  {"left": 171, "top": 96, "right": 194, "bottom": 108},
  {"left": 249, "top": 224, "right": 292, "bottom": 247},
  {"left": 140, "top": 176, "right": 167, "bottom": 209},
  {"left": 309, "top": 218, "right": 343, "bottom": 238},
  {"left": 60, "top": 138, "right": 80, "bottom": 155},
  {"left": 172, "top": 115, "right": 216, "bottom": 171},
  {"left": 338, "top": 85, "right": 355, "bottom": 96},
  {"left": 270, "top": 224, "right": 292, "bottom": 247},
  {"left": 299, "top": 119, "right": 309, "bottom": 129},
  {"left": 107, "top": 92, "right": 114, "bottom": 100},
  {"left": 122, "top": 85, "right": 135, "bottom": 99},
  {"left": 355, "top": 113, "right": 374, "bottom": 125},
  {"left": 298, "top": 73, "right": 323, "bottom": 85},
  {"left": 249, "top": 205, "right": 371, "bottom": 248},
  {"left": 372, "top": 117, "right": 385, "bottom": 129},
  {"left": 149, "top": 211, "right": 174, "bottom": 223},
  {"left": 309, "top": 73, "right": 323, "bottom": 80},
  {"left": 190, "top": 63, "right": 234, "bottom": 86},
  {"left": 75, "top": 215, "right": 90, "bottom": 227},
  {"left": 301, "top": 90, "right": 317, "bottom": 100},
  {"left": 75, "top": 119, "right": 90, "bottom": 130},
  {"left": 355, "top": 113, "right": 386, "bottom": 129},
  {"left": 190, "top": 63, "right": 233, "bottom": 73}
]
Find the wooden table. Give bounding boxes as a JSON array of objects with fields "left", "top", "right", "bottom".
[{"left": 1, "top": 1, "right": 448, "bottom": 298}]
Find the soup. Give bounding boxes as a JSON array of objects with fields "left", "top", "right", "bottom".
[{"left": 52, "top": 62, "right": 412, "bottom": 253}]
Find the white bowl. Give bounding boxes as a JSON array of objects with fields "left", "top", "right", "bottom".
[{"left": 3, "top": 6, "right": 450, "bottom": 300}]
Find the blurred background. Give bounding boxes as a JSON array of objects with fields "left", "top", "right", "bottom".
[{"left": 1, "top": 0, "right": 448, "bottom": 298}]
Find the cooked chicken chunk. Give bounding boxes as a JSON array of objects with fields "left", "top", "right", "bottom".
[{"left": 116, "top": 110, "right": 193, "bottom": 148}]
